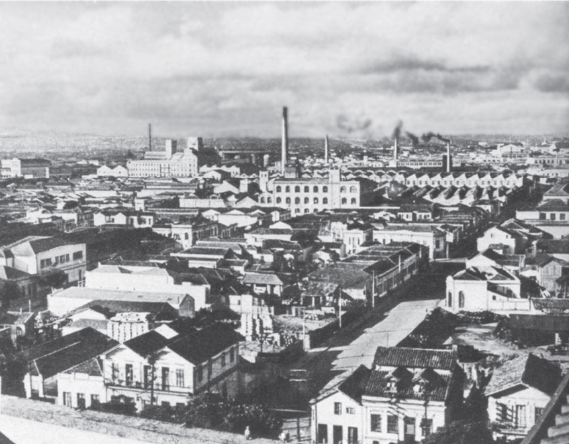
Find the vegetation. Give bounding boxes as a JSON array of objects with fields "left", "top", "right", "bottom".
[
  {"left": 0, "top": 281, "right": 21, "bottom": 309},
  {"left": 423, "top": 420, "right": 494, "bottom": 444}
]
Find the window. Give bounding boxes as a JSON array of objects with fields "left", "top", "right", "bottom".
[
  {"left": 347, "top": 427, "right": 358, "bottom": 444},
  {"left": 125, "top": 364, "right": 133, "bottom": 385},
  {"left": 562, "top": 214, "right": 566, "bottom": 221},
  {"left": 304, "top": 186, "right": 309, "bottom": 192},
  {"left": 535, "top": 407, "right": 544, "bottom": 422},
  {"left": 91, "top": 394, "right": 100, "bottom": 408},
  {"left": 421, "top": 418, "right": 433, "bottom": 437},
  {"left": 304, "top": 197, "right": 309, "bottom": 204},
  {"left": 286, "top": 197, "right": 291, "bottom": 204},
  {"left": 285, "top": 186, "right": 290, "bottom": 192},
  {"left": 341, "top": 198, "right": 347, "bottom": 205},
  {"left": 73, "top": 251, "right": 83, "bottom": 261},
  {"left": 63, "top": 392, "right": 72, "bottom": 407},
  {"left": 40, "top": 258, "right": 52, "bottom": 269},
  {"left": 221, "top": 352, "right": 226, "bottom": 367},
  {"left": 447, "top": 292, "right": 452, "bottom": 307},
  {"left": 277, "top": 197, "right": 282, "bottom": 204},
  {"left": 162, "top": 367, "right": 170, "bottom": 390},
  {"left": 295, "top": 186, "right": 300, "bottom": 192},
  {"left": 498, "top": 403, "right": 509, "bottom": 422},
  {"left": 350, "top": 186, "right": 357, "bottom": 193},
  {"left": 334, "top": 402, "right": 342, "bottom": 415},
  {"left": 197, "top": 365, "right": 203, "bottom": 382},
  {"left": 176, "top": 369, "right": 185, "bottom": 388},
  {"left": 351, "top": 198, "right": 356, "bottom": 205},
  {"left": 314, "top": 186, "right": 319, "bottom": 192},
  {"left": 323, "top": 198, "right": 328, "bottom": 205},
  {"left": 276, "top": 186, "right": 282, "bottom": 192},
  {"left": 551, "top": 213, "right": 556, "bottom": 221},
  {"left": 515, "top": 405, "right": 526, "bottom": 428},
  {"left": 77, "top": 393, "right": 86, "bottom": 409},
  {"left": 346, "top": 407, "right": 355, "bottom": 414},
  {"left": 229, "top": 347, "right": 235, "bottom": 363},
  {"left": 459, "top": 291, "right": 465, "bottom": 308},
  {"left": 314, "top": 198, "right": 319, "bottom": 204},
  {"left": 340, "top": 186, "right": 346, "bottom": 193},
  {"left": 370, "top": 414, "right": 381, "bottom": 432},
  {"left": 387, "top": 415, "right": 398, "bottom": 433},
  {"left": 143, "top": 365, "right": 152, "bottom": 388},
  {"left": 295, "top": 197, "right": 300, "bottom": 204},
  {"left": 323, "top": 186, "right": 328, "bottom": 192},
  {"left": 318, "top": 424, "right": 328, "bottom": 444}
]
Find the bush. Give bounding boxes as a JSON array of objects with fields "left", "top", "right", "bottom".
[
  {"left": 423, "top": 420, "right": 494, "bottom": 444},
  {"left": 140, "top": 404, "right": 187, "bottom": 424}
]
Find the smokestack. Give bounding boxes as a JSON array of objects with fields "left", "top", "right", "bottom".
[
  {"left": 446, "top": 141, "right": 451, "bottom": 173},
  {"left": 148, "top": 123, "right": 152, "bottom": 151},
  {"left": 325, "top": 135, "right": 329, "bottom": 163},
  {"left": 281, "top": 107, "right": 288, "bottom": 174},
  {"left": 394, "top": 137, "right": 398, "bottom": 161}
]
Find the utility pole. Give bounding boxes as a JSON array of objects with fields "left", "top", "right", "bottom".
[
  {"left": 338, "top": 287, "right": 342, "bottom": 329},
  {"left": 372, "top": 270, "right": 375, "bottom": 309}
]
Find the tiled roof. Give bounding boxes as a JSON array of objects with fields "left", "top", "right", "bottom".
[
  {"left": 365, "top": 370, "right": 451, "bottom": 402},
  {"left": 373, "top": 346, "right": 457, "bottom": 370},
  {"left": 167, "top": 323, "right": 243, "bottom": 365},
  {"left": 242, "top": 272, "right": 285, "bottom": 286},
  {"left": 486, "top": 353, "right": 562, "bottom": 397},
  {"left": 0, "top": 265, "right": 33, "bottom": 280},
  {"left": 124, "top": 330, "right": 171, "bottom": 357}
]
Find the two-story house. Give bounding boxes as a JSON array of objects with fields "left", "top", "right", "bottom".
[{"left": 101, "top": 322, "right": 243, "bottom": 410}]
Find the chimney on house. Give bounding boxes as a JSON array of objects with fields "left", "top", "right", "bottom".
[
  {"left": 325, "top": 135, "right": 329, "bottom": 164},
  {"left": 281, "top": 107, "right": 289, "bottom": 174}
]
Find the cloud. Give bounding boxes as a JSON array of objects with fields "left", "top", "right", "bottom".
[{"left": 0, "top": 2, "right": 567, "bottom": 136}]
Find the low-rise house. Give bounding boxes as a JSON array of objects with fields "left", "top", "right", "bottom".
[
  {"left": 22, "top": 327, "right": 118, "bottom": 401},
  {"left": 100, "top": 323, "right": 243, "bottom": 410},
  {"left": 486, "top": 354, "right": 562, "bottom": 439},
  {"left": 310, "top": 365, "right": 371, "bottom": 444},
  {"left": 93, "top": 209, "right": 155, "bottom": 228},
  {"left": 241, "top": 272, "right": 293, "bottom": 297},
  {"left": 361, "top": 347, "right": 463, "bottom": 444},
  {"left": 0, "top": 311, "right": 35, "bottom": 345}
]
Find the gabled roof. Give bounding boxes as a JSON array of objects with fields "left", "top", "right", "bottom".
[
  {"left": 167, "top": 323, "right": 243, "bottom": 365},
  {"left": 373, "top": 346, "right": 458, "bottom": 370},
  {"left": 123, "top": 330, "right": 171, "bottom": 357},
  {"left": 485, "top": 353, "right": 562, "bottom": 397},
  {"left": 315, "top": 365, "right": 371, "bottom": 404}
]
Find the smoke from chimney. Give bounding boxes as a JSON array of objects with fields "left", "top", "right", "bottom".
[
  {"left": 422, "top": 132, "right": 450, "bottom": 144},
  {"left": 406, "top": 131, "right": 419, "bottom": 149},
  {"left": 281, "top": 107, "right": 289, "bottom": 174}
]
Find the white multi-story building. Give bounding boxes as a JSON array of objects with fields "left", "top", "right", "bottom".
[{"left": 127, "top": 139, "right": 199, "bottom": 178}]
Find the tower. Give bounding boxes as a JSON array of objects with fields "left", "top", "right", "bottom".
[{"left": 281, "top": 107, "right": 288, "bottom": 174}]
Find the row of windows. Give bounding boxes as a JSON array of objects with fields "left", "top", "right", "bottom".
[
  {"left": 276, "top": 197, "right": 357, "bottom": 205},
  {"left": 497, "top": 403, "right": 543, "bottom": 428},
  {"left": 540, "top": 213, "right": 567, "bottom": 221},
  {"left": 40, "top": 251, "right": 83, "bottom": 269},
  {"left": 448, "top": 291, "right": 465, "bottom": 308},
  {"left": 275, "top": 185, "right": 359, "bottom": 193},
  {"left": 62, "top": 392, "right": 98, "bottom": 409},
  {"left": 196, "top": 348, "right": 236, "bottom": 382}
]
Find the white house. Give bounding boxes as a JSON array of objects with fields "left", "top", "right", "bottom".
[{"left": 486, "top": 353, "right": 562, "bottom": 439}]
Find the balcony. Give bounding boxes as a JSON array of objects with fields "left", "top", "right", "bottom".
[{"left": 106, "top": 379, "right": 188, "bottom": 394}]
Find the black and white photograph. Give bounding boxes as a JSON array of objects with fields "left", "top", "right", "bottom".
[{"left": 0, "top": 2, "right": 568, "bottom": 444}]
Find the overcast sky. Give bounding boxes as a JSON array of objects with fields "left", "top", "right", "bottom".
[{"left": 0, "top": 2, "right": 568, "bottom": 139}]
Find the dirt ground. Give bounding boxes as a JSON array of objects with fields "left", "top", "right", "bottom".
[{"left": 273, "top": 313, "right": 336, "bottom": 335}]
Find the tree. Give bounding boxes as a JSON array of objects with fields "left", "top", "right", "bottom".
[
  {"left": 0, "top": 281, "right": 21, "bottom": 309},
  {"left": 40, "top": 270, "right": 68, "bottom": 289}
]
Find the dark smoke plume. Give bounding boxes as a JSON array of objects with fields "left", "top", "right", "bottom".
[
  {"left": 405, "top": 131, "right": 419, "bottom": 148},
  {"left": 422, "top": 132, "right": 450, "bottom": 144},
  {"left": 392, "top": 120, "right": 403, "bottom": 140},
  {"left": 336, "top": 115, "right": 372, "bottom": 134}
]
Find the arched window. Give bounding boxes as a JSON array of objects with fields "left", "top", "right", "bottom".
[
  {"left": 304, "top": 208, "right": 309, "bottom": 213},
  {"left": 313, "top": 186, "right": 319, "bottom": 193},
  {"left": 260, "top": 197, "right": 265, "bottom": 203},
  {"left": 323, "top": 198, "right": 328, "bottom": 204},
  {"left": 304, "top": 186, "right": 309, "bottom": 192},
  {"left": 276, "top": 186, "right": 282, "bottom": 192},
  {"left": 323, "top": 186, "right": 328, "bottom": 192},
  {"left": 351, "top": 198, "right": 356, "bottom": 204},
  {"left": 295, "top": 197, "right": 300, "bottom": 204},
  {"left": 314, "top": 197, "right": 319, "bottom": 204},
  {"left": 267, "top": 197, "right": 272, "bottom": 204},
  {"left": 276, "top": 197, "right": 282, "bottom": 204},
  {"left": 295, "top": 186, "right": 300, "bottom": 193},
  {"left": 285, "top": 197, "right": 291, "bottom": 204},
  {"left": 340, "top": 186, "right": 346, "bottom": 193},
  {"left": 285, "top": 186, "right": 290, "bottom": 192},
  {"left": 295, "top": 208, "right": 301, "bottom": 213},
  {"left": 304, "top": 197, "right": 309, "bottom": 204},
  {"left": 341, "top": 198, "right": 347, "bottom": 205},
  {"left": 459, "top": 291, "right": 465, "bottom": 308},
  {"left": 185, "top": 233, "right": 189, "bottom": 240},
  {"left": 447, "top": 292, "right": 452, "bottom": 307},
  {"left": 350, "top": 186, "right": 357, "bottom": 193}
]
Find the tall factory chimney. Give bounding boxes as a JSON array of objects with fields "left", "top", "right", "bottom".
[
  {"left": 281, "top": 107, "right": 288, "bottom": 174},
  {"left": 325, "top": 135, "right": 329, "bottom": 163},
  {"left": 148, "top": 123, "right": 152, "bottom": 151},
  {"left": 393, "top": 137, "right": 398, "bottom": 161},
  {"left": 446, "top": 141, "right": 451, "bottom": 173}
]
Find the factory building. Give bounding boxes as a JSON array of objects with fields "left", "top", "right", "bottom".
[{"left": 127, "top": 138, "right": 199, "bottom": 178}]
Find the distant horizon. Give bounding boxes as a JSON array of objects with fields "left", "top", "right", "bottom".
[{"left": 0, "top": 3, "right": 568, "bottom": 138}]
